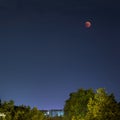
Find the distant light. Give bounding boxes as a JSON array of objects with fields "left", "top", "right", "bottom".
[{"left": 0, "top": 113, "right": 6, "bottom": 118}]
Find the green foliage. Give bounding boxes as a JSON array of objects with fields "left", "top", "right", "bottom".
[
  {"left": 85, "top": 88, "right": 120, "bottom": 120},
  {"left": 64, "top": 88, "right": 94, "bottom": 120},
  {"left": 0, "top": 100, "right": 45, "bottom": 120},
  {"left": 64, "top": 88, "right": 120, "bottom": 120},
  {"left": 45, "top": 116, "right": 63, "bottom": 120},
  {"left": 0, "top": 100, "right": 14, "bottom": 120},
  {"left": 13, "top": 105, "right": 31, "bottom": 120},
  {"left": 30, "top": 107, "right": 45, "bottom": 120},
  {"left": 0, "top": 100, "right": 14, "bottom": 113},
  {"left": 0, "top": 88, "right": 120, "bottom": 120}
]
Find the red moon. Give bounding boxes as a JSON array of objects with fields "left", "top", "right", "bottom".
[{"left": 85, "top": 21, "right": 91, "bottom": 28}]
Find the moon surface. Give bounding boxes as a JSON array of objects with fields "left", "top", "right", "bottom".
[{"left": 85, "top": 21, "right": 91, "bottom": 28}]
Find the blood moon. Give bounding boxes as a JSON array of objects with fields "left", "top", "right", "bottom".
[{"left": 85, "top": 21, "right": 91, "bottom": 28}]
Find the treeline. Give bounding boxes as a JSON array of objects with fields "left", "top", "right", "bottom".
[
  {"left": 0, "top": 88, "right": 120, "bottom": 120},
  {"left": 0, "top": 100, "right": 45, "bottom": 120},
  {"left": 64, "top": 88, "right": 120, "bottom": 120}
]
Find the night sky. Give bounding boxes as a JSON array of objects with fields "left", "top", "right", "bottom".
[{"left": 0, "top": 0, "right": 120, "bottom": 110}]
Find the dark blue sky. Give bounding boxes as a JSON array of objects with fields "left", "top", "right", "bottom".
[{"left": 0, "top": 0, "right": 120, "bottom": 109}]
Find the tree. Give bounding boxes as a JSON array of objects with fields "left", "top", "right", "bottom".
[
  {"left": 0, "top": 100, "right": 15, "bottom": 120},
  {"left": 30, "top": 107, "right": 45, "bottom": 120},
  {"left": 13, "top": 105, "right": 31, "bottom": 120},
  {"left": 64, "top": 88, "right": 94, "bottom": 120},
  {"left": 85, "top": 88, "right": 120, "bottom": 120},
  {"left": 0, "top": 100, "right": 45, "bottom": 120},
  {"left": 46, "top": 116, "right": 63, "bottom": 120}
]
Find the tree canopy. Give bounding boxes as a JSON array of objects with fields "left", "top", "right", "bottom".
[
  {"left": 85, "top": 88, "right": 120, "bottom": 120},
  {"left": 64, "top": 88, "right": 120, "bottom": 120},
  {"left": 0, "top": 88, "right": 120, "bottom": 120},
  {"left": 64, "top": 88, "right": 94, "bottom": 120},
  {"left": 0, "top": 100, "right": 45, "bottom": 120}
]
